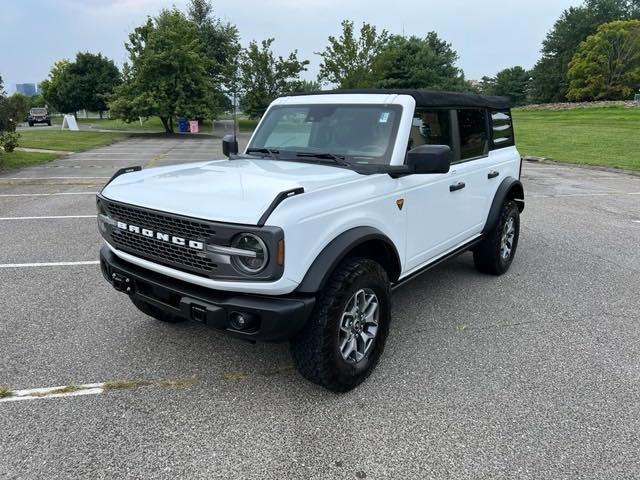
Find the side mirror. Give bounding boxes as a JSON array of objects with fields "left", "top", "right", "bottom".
[
  {"left": 222, "top": 134, "right": 238, "bottom": 158},
  {"left": 406, "top": 145, "right": 452, "bottom": 174}
]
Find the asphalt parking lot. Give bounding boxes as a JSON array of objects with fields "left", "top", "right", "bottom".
[{"left": 1, "top": 137, "right": 639, "bottom": 479}]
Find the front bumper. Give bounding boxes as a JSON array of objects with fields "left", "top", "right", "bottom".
[{"left": 100, "top": 246, "right": 315, "bottom": 342}]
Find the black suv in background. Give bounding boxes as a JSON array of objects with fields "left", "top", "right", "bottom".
[{"left": 28, "top": 108, "right": 51, "bottom": 127}]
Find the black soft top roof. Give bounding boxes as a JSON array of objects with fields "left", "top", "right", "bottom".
[{"left": 286, "top": 88, "right": 512, "bottom": 110}]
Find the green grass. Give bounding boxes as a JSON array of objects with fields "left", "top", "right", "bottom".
[
  {"left": 17, "top": 130, "right": 130, "bottom": 152},
  {"left": 238, "top": 119, "right": 258, "bottom": 131},
  {"left": 0, "top": 385, "right": 13, "bottom": 398},
  {"left": 0, "top": 150, "right": 59, "bottom": 171},
  {"left": 513, "top": 106, "right": 640, "bottom": 170}
]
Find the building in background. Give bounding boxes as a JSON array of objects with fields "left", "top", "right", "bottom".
[{"left": 16, "top": 83, "right": 37, "bottom": 96}]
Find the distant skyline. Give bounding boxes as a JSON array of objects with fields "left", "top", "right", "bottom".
[{"left": 1, "top": 0, "right": 581, "bottom": 93}]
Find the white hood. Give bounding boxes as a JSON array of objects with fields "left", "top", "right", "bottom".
[{"left": 101, "top": 159, "right": 362, "bottom": 225}]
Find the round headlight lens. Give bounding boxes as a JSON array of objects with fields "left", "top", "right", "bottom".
[{"left": 231, "top": 233, "right": 269, "bottom": 274}]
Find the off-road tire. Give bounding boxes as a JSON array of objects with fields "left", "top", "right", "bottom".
[
  {"left": 474, "top": 200, "right": 520, "bottom": 275},
  {"left": 291, "top": 258, "right": 391, "bottom": 392},
  {"left": 130, "top": 297, "right": 185, "bottom": 323},
  {"left": 28, "top": 122, "right": 33, "bottom": 127}
]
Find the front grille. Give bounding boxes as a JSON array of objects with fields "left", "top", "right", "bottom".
[{"left": 103, "top": 200, "right": 217, "bottom": 278}]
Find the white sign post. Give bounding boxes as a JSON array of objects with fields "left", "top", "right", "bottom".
[{"left": 61, "top": 114, "right": 79, "bottom": 131}]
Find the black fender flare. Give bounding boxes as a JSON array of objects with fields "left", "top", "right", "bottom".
[
  {"left": 482, "top": 177, "right": 525, "bottom": 235},
  {"left": 296, "top": 227, "right": 401, "bottom": 294}
]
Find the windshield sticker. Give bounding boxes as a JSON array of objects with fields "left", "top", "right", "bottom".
[{"left": 379, "top": 112, "right": 390, "bottom": 123}]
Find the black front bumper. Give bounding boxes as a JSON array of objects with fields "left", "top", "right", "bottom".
[{"left": 100, "top": 246, "right": 315, "bottom": 342}]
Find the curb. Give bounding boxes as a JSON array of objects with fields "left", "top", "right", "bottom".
[{"left": 523, "top": 156, "right": 640, "bottom": 177}]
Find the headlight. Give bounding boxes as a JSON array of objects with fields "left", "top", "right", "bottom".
[{"left": 230, "top": 233, "right": 269, "bottom": 274}]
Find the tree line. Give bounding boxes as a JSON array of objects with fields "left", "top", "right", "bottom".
[{"left": 3, "top": 0, "right": 640, "bottom": 135}]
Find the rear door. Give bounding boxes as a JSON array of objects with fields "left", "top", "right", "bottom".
[{"left": 447, "top": 108, "right": 493, "bottom": 237}]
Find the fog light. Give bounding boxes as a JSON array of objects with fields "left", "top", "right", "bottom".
[{"left": 229, "top": 311, "right": 258, "bottom": 330}]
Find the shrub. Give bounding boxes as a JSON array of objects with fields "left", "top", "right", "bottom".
[{"left": 0, "top": 131, "right": 20, "bottom": 153}]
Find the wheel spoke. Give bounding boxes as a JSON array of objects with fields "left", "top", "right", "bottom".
[{"left": 342, "top": 336, "right": 356, "bottom": 359}]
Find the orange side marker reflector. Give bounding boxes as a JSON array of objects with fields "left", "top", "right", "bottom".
[{"left": 276, "top": 239, "right": 285, "bottom": 266}]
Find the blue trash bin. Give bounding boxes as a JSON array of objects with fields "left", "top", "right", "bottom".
[{"left": 178, "top": 118, "right": 187, "bottom": 133}]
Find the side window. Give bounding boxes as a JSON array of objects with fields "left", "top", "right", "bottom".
[
  {"left": 409, "top": 109, "right": 452, "bottom": 151},
  {"left": 457, "top": 109, "right": 488, "bottom": 160},
  {"left": 489, "top": 110, "right": 515, "bottom": 149}
]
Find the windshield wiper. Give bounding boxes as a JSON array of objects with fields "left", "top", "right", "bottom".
[
  {"left": 295, "top": 152, "right": 351, "bottom": 167},
  {"left": 246, "top": 147, "right": 279, "bottom": 160}
]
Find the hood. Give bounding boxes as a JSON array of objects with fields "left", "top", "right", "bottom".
[{"left": 101, "top": 158, "right": 362, "bottom": 225}]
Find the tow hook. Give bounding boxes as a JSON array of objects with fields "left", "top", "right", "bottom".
[{"left": 111, "top": 272, "right": 133, "bottom": 294}]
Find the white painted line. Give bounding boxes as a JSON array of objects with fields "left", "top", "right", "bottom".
[
  {"left": 629, "top": 192, "right": 640, "bottom": 195},
  {"left": 0, "top": 176, "right": 109, "bottom": 180},
  {"left": 0, "top": 192, "right": 97, "bottom": 197},
  {"left": 0, "top": 261, "right": 99, "bottom": 268},
  {"left": 72, "top": 152, "right": 139, "bottom": 155},
  {"left": 0, "top": 383, "right": 104, "bottom": 403},
  {"left": 0, "top": 215, "right": 96, "bottom": 221},
  {"left": 633, "top": 220, "right": 640, "bottom": 224},
  {"left": 554, "top": 193, "right": 610, "bottom": 197}
]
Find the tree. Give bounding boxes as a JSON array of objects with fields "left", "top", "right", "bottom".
[
  {"left": 568, "top": 20, "right": 640, "bottom": 100},
  {"left": 317, "top": 20, "right": 389, "bottom": 88},
  {"left": 292, "top": 79, "right": 322, "bottom": 92},
  {"left": 109, "top": 9, "right": 213, "bottom": 133},
  {"left": 373, "top": 33, "right": 467, "bottom": 91},
  {"left": 238, "top": 38, "right": 309, "bottom": 119},
  {"left": 40, "top": 60, "right": 81, "bottom": 114},
  {"left": 0, "top": 74, "right": 20, "bottom": 156},
  {"left": 69, "top": 52, "right": 120, "bottom": 117},
  {"left": 187, "top": 0, "right": 241, "bottom": 110},
  {"left": 2, "top": 93, "right": 31, "bottom": 123},
  {"left": 480, "top": 66, "right": 531, "bottom": 105},
  {"left": 530, "top": 0, "right": 640, "bottom": 103}
]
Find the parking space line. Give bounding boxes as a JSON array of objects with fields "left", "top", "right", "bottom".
[
  {"left": 0, "top": 176, "right": 109, "bottom": 180},
  {"left": 0, "top": 192, "right": 97, "bottom": 197},
  {"left": 0, "top": 383, "right": 104, "bottom": 403},
  {"left": 530, "top": 192, "right": 640, "bottom": 198},
  {"left": 0, "top": 215, "right": 97, "bottom": 220},
  {"left": 0, "top": 261, "right": 99, "bottom": 268}
]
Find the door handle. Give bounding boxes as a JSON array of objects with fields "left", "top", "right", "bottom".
[
  {"left": 449, "top": 182, "right": 466, "bottom": 192},
  {"left": 488, "top": 171, "right": 500, "bottom": 179}
]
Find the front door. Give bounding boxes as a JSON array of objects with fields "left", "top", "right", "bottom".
[{"left": 401, "top": 108, "right": 490, "bottom": 273}]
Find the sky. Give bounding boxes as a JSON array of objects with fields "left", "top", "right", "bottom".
[{"left": 0, "top": 0, "right": 582, "bottom": 93}]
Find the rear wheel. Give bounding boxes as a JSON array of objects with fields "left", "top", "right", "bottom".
[
  {"left": 28, "top": 122, "right": 33, "bottom": 127},
  {"left": 291, "top": 258, "right": 391, "bottom": 392},
  {"left": 130, "top": 297, "right": 185, "bottom": 323},
  {"left": 474, "top": 200, "right": 520, "bottom": 275}
]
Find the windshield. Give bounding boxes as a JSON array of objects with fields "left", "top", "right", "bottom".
[
  {"left": 247, "top": 104, "right": 403, "bottom": 165},
  {"left": 30, "top": 108, "right": 47, "bottom": 115}
]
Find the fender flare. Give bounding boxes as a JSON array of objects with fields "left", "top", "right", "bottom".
[
  {"left": 482, "top": 176, "right": 525, "bottom": 235},
  {"left": 296, "top": 227, "right": 401, "bottom": 294}
]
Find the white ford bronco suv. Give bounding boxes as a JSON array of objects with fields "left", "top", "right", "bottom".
[{"left": 97, "top": 89, "right": 524, "bottom": 391}]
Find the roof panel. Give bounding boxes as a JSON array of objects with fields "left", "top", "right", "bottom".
[{"left": 285, "top": 89, "right": 512, "bottom": 110}]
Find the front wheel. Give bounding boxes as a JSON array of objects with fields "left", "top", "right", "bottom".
[
  {"left": 474, "top": 200, "right": 520, "bottom": 275},
  {"left": 291, "top": 258, "right": 391, "bottom": 392}
]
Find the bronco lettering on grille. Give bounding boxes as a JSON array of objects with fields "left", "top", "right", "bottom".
[{"left": 116, "top": 221, "right": 204, "bottom": 251}]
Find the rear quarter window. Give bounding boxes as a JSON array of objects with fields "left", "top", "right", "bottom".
[{"left": 489, "top": 110, "right": 515, "bottom": 149}]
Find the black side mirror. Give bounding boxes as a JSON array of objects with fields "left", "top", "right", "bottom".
[
  {"left": 222, "top": 134, "right": 238, "bottom": 158},
  {"left": 406, "top": 145, "right": 452, "bottom": 174}
]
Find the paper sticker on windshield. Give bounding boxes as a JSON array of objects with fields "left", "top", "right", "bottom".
[{"left": 379, "top": 112, "right": 390, "bottom": 123}]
